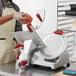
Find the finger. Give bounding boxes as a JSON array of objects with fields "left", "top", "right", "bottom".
[{"left": 23, "top": 16, "right": 32, "bottom": 22}]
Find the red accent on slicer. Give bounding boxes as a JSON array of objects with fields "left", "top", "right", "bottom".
[
  {"left": 36, "top": 13, "right": 42, "bottom": 22},
  {"left": 27, "top": 23, "right": 33, "bottom": 32},
  {"left": 54, "top": 30, "right": 64, "bottom": 35},
  {"left": 14, "top": 45, "right": 24, "bottom": 49},
  {"left": 19, "top": 60, "right": 27, "bottom": 66}
]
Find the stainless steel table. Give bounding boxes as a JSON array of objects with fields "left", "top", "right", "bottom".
[{"left": 0, "top": 60, "right": 63, "bottom": 76}]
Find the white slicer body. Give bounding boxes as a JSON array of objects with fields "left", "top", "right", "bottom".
[
  {"left": 30, "top": 31, "right": 69, "bottom": 69},
  {"left": 13, "top": 24, "right": 69, "bottom": 69},
  {"left": 13, "top": 10, "right": 69, "bottom": 69}
]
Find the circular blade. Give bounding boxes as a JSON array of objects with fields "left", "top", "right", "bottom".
[{"left": 43, "top": 34, "right": 67, "bottom": 59}]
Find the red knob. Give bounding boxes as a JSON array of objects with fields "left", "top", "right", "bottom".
[
  {"left": 54, "top": 30, "right": 64, "bottom": 35},
  {"left": 19, "top": 60, "right": 28, "bottom": 66}
]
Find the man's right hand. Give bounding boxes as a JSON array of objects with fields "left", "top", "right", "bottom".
[{"left": 13, "top": 12, "right": 33, "bottom": 24}]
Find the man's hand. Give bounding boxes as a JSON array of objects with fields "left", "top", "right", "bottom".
[
  {"left": 21, "top": 13, "right": 33, "bottom": 24},
  {"left": 13, "top": 12, "right": 33, "bottom": 24}
]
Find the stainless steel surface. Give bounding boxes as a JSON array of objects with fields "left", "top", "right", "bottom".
[{"left": 0, "top": 60, "right": 63, "bottom": 76}]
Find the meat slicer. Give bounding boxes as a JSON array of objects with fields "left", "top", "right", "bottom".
[{"left": 13, "top": 24, "right": 69, "bottom": 69}]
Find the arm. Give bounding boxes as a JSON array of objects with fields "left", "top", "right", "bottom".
[
  {"left": 0, "top": 14, "right": 14, "bottom": 25},
  {"left": 0, "top": 12, "right": 32, "bottom": 25}
]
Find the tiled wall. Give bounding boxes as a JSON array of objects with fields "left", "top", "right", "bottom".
[{"left": 57, "top": 0, "right": 76, "bottom": 61}]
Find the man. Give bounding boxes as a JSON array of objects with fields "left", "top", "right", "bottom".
[
  {"left": 0, "top": 0, "right": 32, "bottom": 64},
  {"left": 0, "top": 0, "right": 32, "bottom": 27}
]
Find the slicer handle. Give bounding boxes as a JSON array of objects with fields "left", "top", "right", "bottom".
[
  {"left": 36, "top": 13, "right": 42, "bottom": 22},
  {"left": 27, "top": 23, "right": 33, "bottom": 32}
]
